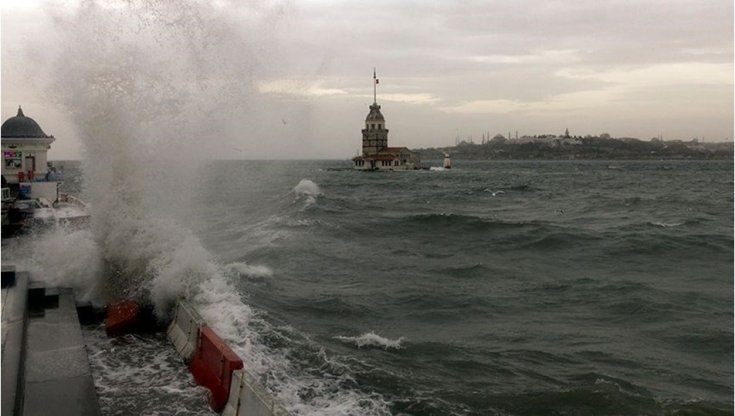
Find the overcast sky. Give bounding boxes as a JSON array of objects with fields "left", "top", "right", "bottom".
[{"left": 2, "top": 0, "right": 733, "bottom": 160}]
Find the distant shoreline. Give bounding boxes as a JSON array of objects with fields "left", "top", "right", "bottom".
[{"left": 415, "top": 137, "right": 733, "bottom": 161}]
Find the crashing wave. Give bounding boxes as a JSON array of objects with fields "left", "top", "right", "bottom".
[
  {"left": 226, "top": 262, "right": 274, "bottom": 279},
  {"left": 293, "top": 179, "right": 322, "bottom": 206},
  {"left": 334, "top": 332, "right": 405, "bottom": 350}
]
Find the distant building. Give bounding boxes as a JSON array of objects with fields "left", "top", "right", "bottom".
[
  {"left": 352, "top": 71, "right": 420, "bottom": 170},
  {"left": 1, "top": 106, "right": 55, "bottom": 184}
]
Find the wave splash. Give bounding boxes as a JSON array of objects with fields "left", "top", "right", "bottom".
[
  {"left": 293, "top": 179, "right": 322, "bottom": 206},
  {"left": 37, "top": 1, "right": 391, "bottom": 414},
  {"left": 335, "top": 332, "right": 405, "bottom": 350},
  {"left": 226, "top": 262, "right": 274, "bottom": 279}
]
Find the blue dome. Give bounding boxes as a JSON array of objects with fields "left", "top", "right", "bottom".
[{"left": 1, "top": 107, "right": 50, "bottom": 138}]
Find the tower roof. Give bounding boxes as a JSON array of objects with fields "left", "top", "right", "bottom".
[
  {"left": 1, "top": 106, "right": 51, "bottom": 138},
  {"left": 365, "top": 103, "right": 385, "bottom": 122}
]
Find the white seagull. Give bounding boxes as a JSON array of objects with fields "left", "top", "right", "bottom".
[{"left": 485, "top": 189, "right": 505, "bottom": 197}]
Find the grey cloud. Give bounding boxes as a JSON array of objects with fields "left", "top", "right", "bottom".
[{"left": 2, "top": 0, "right": 732, "bottom": 160}]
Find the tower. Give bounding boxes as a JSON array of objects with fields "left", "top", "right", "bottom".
[{"left": 361, "top": 69, "right": 388, "bottom": 155}]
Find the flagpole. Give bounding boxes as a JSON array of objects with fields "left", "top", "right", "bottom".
[{"left": 373, "top": 67, "right": 377, "bottom": 104}]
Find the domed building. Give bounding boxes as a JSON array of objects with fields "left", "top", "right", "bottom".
[
  {"left": 352, "top": 71, "right": 420, "bottom": 170},
  {"left": 1, "top": 106, "right": 56, "bottom": 184}
]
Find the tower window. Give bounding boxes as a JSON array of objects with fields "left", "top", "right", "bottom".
[{"left": 378, "top": 124, "right": 382, "bottom": 130}]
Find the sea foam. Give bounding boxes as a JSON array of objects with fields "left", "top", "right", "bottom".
[{"left": 648, "top": 221, "right": 685, "bottom": 228}]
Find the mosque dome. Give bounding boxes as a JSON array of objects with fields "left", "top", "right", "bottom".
[{"left": 1, "top": 106, "right": 51, "bottom": 138}]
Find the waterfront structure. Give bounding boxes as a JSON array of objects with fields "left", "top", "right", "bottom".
[
  {"left": 352, "top": 71, "right": 420, "bottom": 170},
  {"left": 1, "top": 107, "right": 55, "bottom": 184}
]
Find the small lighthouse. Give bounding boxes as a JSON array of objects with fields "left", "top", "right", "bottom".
[
  {"left": 362, "top": 69, "right": 388, "bottom": 156},
  {"left": 352, "top": 69, "right": 420, "bottom": 170}
]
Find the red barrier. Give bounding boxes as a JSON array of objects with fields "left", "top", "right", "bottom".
[
  {"left": 105, "top": 300, "right": 140, "bottom": 336},
  {"left": 188, "top": 325, "right": 243, "bottom": 412}
]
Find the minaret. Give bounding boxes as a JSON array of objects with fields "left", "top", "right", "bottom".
[{"left": 361, "top": 69, "right": 388, "bottom": 155}]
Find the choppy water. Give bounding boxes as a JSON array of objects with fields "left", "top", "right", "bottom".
[
  {"left": 190, "top": 159, "right": 733, "bottom": 415},
  {"left": 4, "top": 159, "right": 732, "bottom": 415}
]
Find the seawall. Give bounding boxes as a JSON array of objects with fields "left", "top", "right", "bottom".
[{"left": 167, "top": 298, "right": 291, "bottom": 416}]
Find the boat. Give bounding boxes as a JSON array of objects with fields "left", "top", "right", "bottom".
[
  {"left": 24, "top": 194, "right": 89, "bottom": 229},
  {"left": 3, "top": 194, "right": 89, "bottom": 235},
  {"left": 52, "top": 193, "right": 90, "bottom": 228}
]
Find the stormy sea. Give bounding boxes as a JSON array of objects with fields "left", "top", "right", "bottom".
[{"left": 8, "top": 158, "right": 731, "bottom": 416}]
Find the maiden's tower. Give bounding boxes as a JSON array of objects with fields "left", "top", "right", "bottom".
[{"left": 352, "top": 70, "right": 420, "bottom": 170}]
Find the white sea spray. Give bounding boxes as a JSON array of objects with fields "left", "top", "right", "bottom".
[
  {"left": 27, "top": 1, "right": 392, "bottom": 414},
  {"left": 2, "top": 227, "right": 104, "bottom": 304}
]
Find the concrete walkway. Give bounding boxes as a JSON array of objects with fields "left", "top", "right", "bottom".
[{"left": 1, "top": 266, "right": 101, "bottom": 416}]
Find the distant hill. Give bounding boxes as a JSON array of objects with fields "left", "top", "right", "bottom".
[{"left": 414, "top": 136, "right": 733, "bottom": 160}]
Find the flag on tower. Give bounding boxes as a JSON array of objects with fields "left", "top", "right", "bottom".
[{"left": 374, "top": 68, "right": 379, "bottom": 84}]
